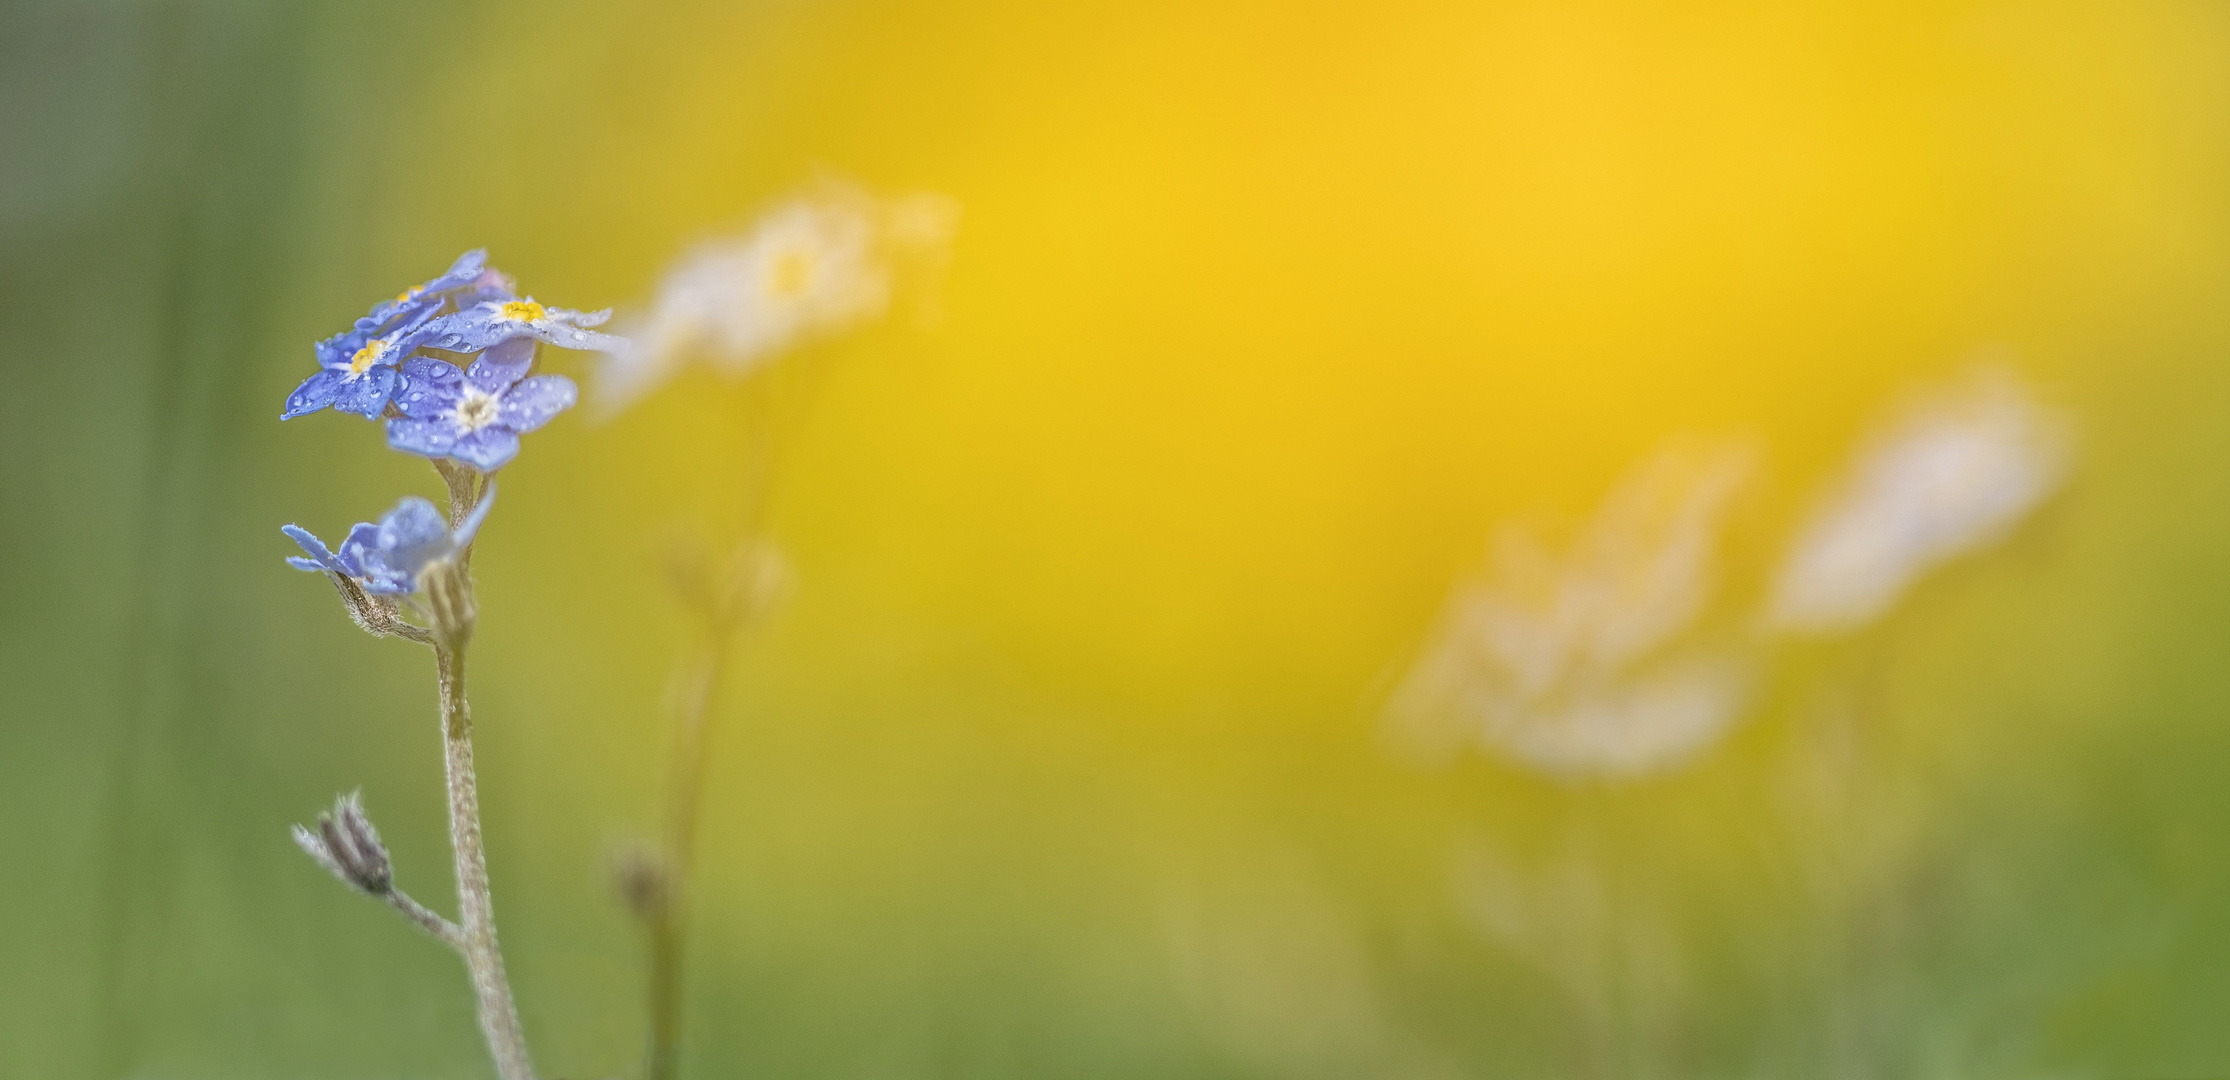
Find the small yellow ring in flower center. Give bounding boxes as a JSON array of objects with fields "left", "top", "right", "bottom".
[
  {"left": 495, "top": 300, "right": 546, "bottom": 323},
  {"left": 766, "top": 249, "right": 815, "bottom": 298},
  {"left": 348, "top": 338, "right": 389, "bottom": 376}
]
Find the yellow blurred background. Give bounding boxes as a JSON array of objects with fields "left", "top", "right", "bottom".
[{"left": 7, "top": 0, "right": 2230, "bottom": 1076}]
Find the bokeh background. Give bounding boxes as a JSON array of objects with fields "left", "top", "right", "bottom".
[{"left": 8, "top": 0, "right": 2230, "bottom": 1076}]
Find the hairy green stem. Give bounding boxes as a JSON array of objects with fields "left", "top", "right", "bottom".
[{"left": 438, "top": 642, "right": 537, "bottom": 1080}]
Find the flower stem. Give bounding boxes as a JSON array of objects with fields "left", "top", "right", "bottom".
[
  {"left": 437, "top": 639, "right": 536, "bottom": 1080},
  {"left": 645, "top": 632, "right": 731, "bottom": 1080}
]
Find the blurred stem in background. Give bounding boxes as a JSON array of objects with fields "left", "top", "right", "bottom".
[
  {"left": 620, "top": 372, "right": 799, "bottom": 1080},
  {"left": 626, "top": 533, "right": 786, "bottom": 1080}
]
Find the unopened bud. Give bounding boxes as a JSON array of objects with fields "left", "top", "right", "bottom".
[
  {"left": 294, "top": 791, "right": 392, "bottom": 895},
  {"left": 419, "top": 557, "right": 476, "bottom": 649}
]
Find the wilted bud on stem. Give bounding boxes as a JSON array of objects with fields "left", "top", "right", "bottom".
[
  {"left": 420, "top": 557, "right": 476, "bottom": 650},
  {"left": 295, "top": 791, "right": 393, "bottom": 895}
]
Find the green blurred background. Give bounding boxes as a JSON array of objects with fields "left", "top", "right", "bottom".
[{"left": 9, "top": 0, "right": 2230, "bottom": 1076}]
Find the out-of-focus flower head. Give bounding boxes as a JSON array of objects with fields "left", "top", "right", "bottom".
[
  {"left": 1390, "top": 441, "right": 1756, "bottom": 780},
  {"left": 1765, "top": 368, "right": 2066, "bottom": 634},
  {"left": 283, "top": 488, "right": 495, "bottom": 596},
  {"left": 596, "top": 180, "right": 960, "bottom": 413},
  {"left": 385, "top": 346, "right": 577, "bottom": 471}
]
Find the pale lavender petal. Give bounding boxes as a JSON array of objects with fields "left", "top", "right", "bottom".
[
  {"left": 468, "top": 336, "right": 536, "bottom": 393},
  {"left": 436, "top": 249, "right": 487, "bottom": 287},
  {"left": 395, "top": 358, "right": 464, "bottom": 419},
  {"left": 282, "top": 524, "right": 349, "bottom": 574},
  {"left": 282, "top": 370, "right": 345, "bottom": 420},
  {"left": 423, "top": 306, "right": 527, "bottom": 353},
  {"left": 387, "top": 417, "right": 459, "bottom": 458},
  {"left": 285, "top": 556, "right": 327, "bottom": 572},
  {"left": 314, "top": 327, "right": 371, "bottom": 370},
  {"left": 497, "top": 375, "right": 577, "bottom": 433},
  {"left": 330, "top": 368, "right": 400, "bottom": 419},
  {"left": 386, "top": 308, "right": 444, "bottom": 349},
  {"left": 379, "top": 497, "right": 451, "bottom": 550},
  {"left": 531, "top": 323, "right": 628, "bottom": 353},
  {"left": 450, "top": 427, "right": 521, "bottom": 471},
  {"left": 359, "top": 567, "right": 416, "bottom": 596},
  {"left": 553, "top": 306, "right": 613, "bottom": 328},
  {"left": 469, "top": 267, "right": 516, "bottom": 299},
  {"left": 337, "top": 522, "right": 383, "bottom": 578}
]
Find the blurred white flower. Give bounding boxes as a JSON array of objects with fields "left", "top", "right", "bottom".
[
  {"left": 597, "top": 181, "right": 960, "bottom": 413},
  {"left": 1390, "top": 441, "right": 1756, "bottom": 780},
  {"left": 1766, "top": 369, "right": 2066, "bottom": 634}
]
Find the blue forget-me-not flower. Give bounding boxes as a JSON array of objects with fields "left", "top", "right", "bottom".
[
  {"left": 360, "top": 248, "right": 499, "bottom": 331},
  {"left": 282, "top": 304, "right": 444, "bottom": 421},
  {"left": 280, "top": 249, "right": 617, "bottom": 445},
  {"left": 424, "top": 296, "right": 624, "bottom": 354},
  {"left": 386, "top": 345, "right": 578, "bottom": 471},
  {"left": 284, "top": 487, "right": 497, "bottom": 596},
  {"left": 283, "top": 249, "right": 496, "bottom": 422}
]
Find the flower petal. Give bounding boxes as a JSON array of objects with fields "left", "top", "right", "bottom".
[
  {"left": 360, "top": 576, "right": 415, "bottom": 596},
  {"left": 450, "top": 427, "right": 522, "bottom": 471},
  {"left": 468, "top": 336, "right": 536, "bottom": 394},
  {"left": 554, "top": 306, "right": 613, "bottom": 328},
  {"left": 435, "top": 249, "right": 488, "bottom": 289},
  {"left": 530, "top": 323, "right": 628, "bottom": 353},
  {"left": 282, "top": 370, "right": 346, "bottom": 420},
  {"left": 498, "top": 375, "right": 577, "bottom": 434},
  {"left": 337, "top": 522, "right": 384, "bottom": 579},
  {"left": 395, "top": 358, "right": 465, "bottom": 419},
  {"left": 313, "top": 326, "right": 372, "bottom": 370},
  {"left": 282, "top": 524, "right": 350, "bottom": 574},
  {"left": 378, "top": 497, "right": 451, "bottom": 554},
  {"left": 285, "top": 556, "right": 328, "bottom": 572},
  {"left": 387, "top": 417, "right": 460, "bottom": 459},
  {"left": 330, "top": 367, "right": 401, "bottom": 419},
  {"left": 422, "top": 305, "right": 529, "bottom": 353}
]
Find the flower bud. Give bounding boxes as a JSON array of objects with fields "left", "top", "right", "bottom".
[
  {"left": 294, "top": 791, "right": 393, "bottom": 895},
  {"left": 419, "top": 557, "right": 477, "bottom": 650}
]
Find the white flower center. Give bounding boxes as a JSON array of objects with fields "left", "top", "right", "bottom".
[{"left": 455, "top": 389, "right": 501, "bottom": 432}]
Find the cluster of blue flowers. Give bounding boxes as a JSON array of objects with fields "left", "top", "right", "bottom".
[
  {"left": 282, "top": 249, "right": 620, "bottom": 597},
  {"left": 283, "top": 249, "right": 616, "bottom": 468}
]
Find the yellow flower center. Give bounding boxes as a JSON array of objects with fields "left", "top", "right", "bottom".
[
  {"left": 456, "top": 390, "right": 501, "bottom": 431},
  {"left": 348, "top": 338, "right": 389, "bottom": 376},
  {"left": 395, "top": 286, "right": 422, "bottom": 304},
  {"left": 766, "top": 248, "right": 816, "bottom": 298},
  {"left": 495, "top": 299, "right": 546, "bottom": 323}
]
